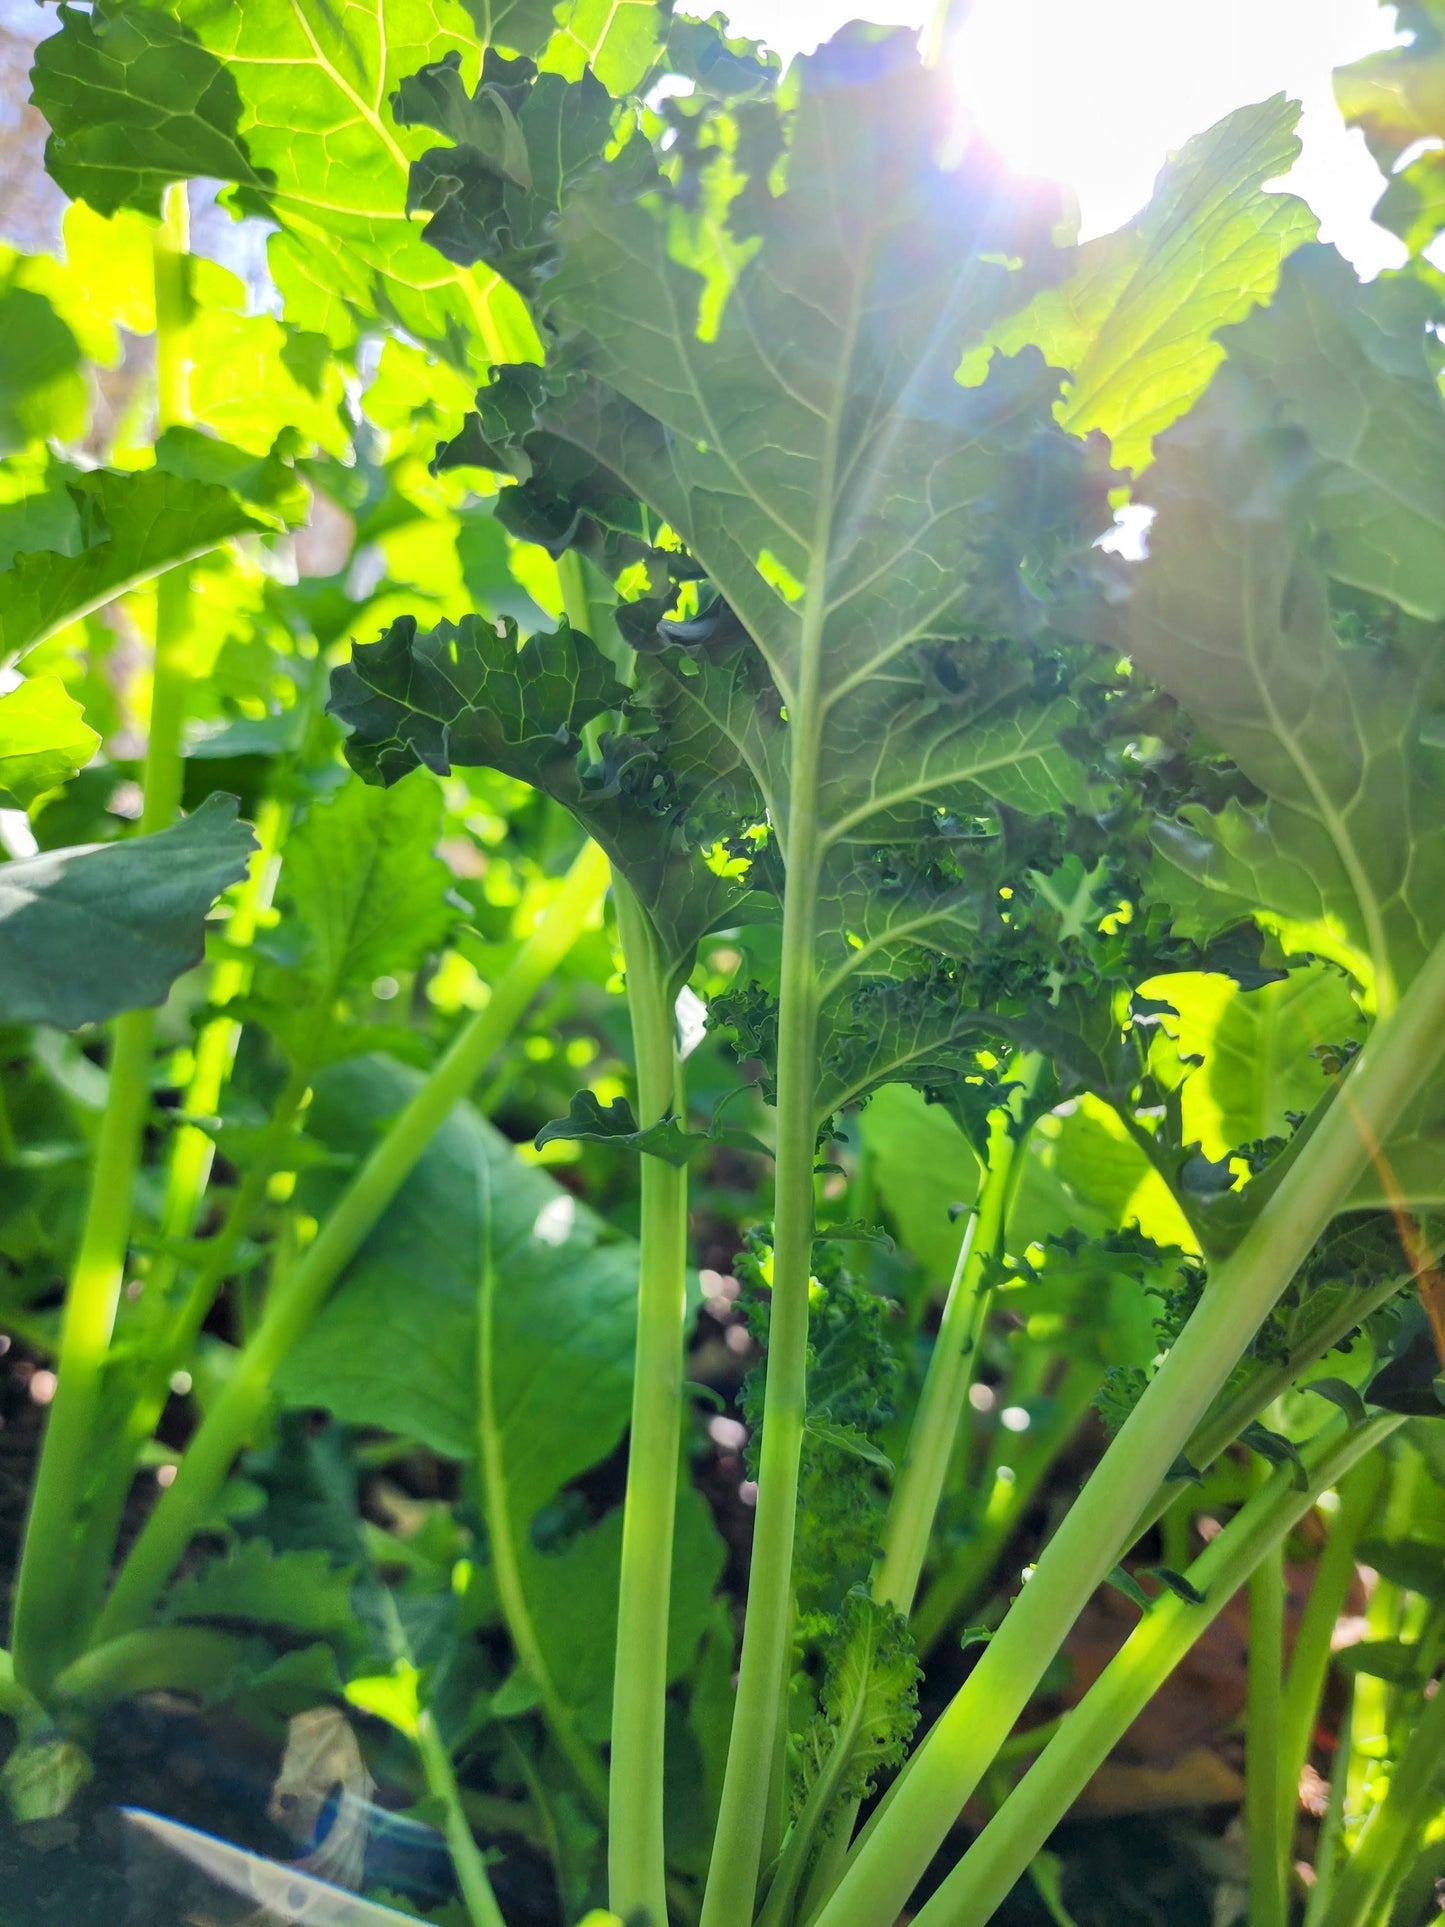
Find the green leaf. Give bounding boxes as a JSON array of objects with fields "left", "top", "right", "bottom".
[
  {"left": 0, "top": 793, "right": 255, "bottom": 1029},
  {"left": 278, "top": 1055, "right": 647, "bottom": 1521},
  {"left": 32, "top": 3, "right": 269, "bottom": 219},
  {"left": 1336, "top": 1638, "right": 1423, "bottom": 1685},
  {"left": 1122, "top": 244, "right": 1445, "bottom": 1008},
  {"left": 1141, "top": 1565, "right": 1207, "bottom": 1608},
  {"left": 966, "top": 98, "right": 1315, "bottom": 473},
  {"left": 1306, "top": 1377, "right": 1370, "bottom": 1427},
  {"left": 0, "top": 676, "right": 98, "bottom": 808},
  {"left": 0, "top": 460, "right": 295, "bottom": 663},
  {"left": 1139, "top": 966, "right": 1360, "bottom": 1165},
  {"left": 1357, "top": 1537, "right": 1445, "bottom": 1602},
  {"left": 273, "top": 773, "right": 459, "bottom": 1003},
  {"left": 521, "top": 1485, "right": 726, "bottom": 1744},
  {"left": 0, "top": 286, "right": 85, "bottom": 454},
  {"left": 794, "top": 1592, "right": 920, "bottom": 1821},
  {"left": 330, "top": 610, "right": 763, "bottom": 977},
  {"left": 1103, "top": 1565, "right": 1152, "bottom": 1612},
  {"left": 539, "top": 0, "right": 663, "bottom": 95},
  {"left": 163, "top": 1540, "right": 360, "bottom": 1640},
  {"left": 534, "top": 1088, "right": 770, "bottom": 1165},
  {"left": 33, "top": 0, "right": 538, "bottom": 370},
  {"left": 1336, "top": 14, "right": 1445, "bottom": 254}
]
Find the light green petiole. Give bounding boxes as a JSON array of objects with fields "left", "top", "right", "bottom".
[{"left": 910, "top": 1415, "right": 1403, "bottom": 1927}]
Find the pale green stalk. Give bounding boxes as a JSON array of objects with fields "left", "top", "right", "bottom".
[
  {"left": 608, "top": 873, "right": 689, "bottom": 1926},
  {"left": 94, "top": 839, "right": 610, "bottom": 1642},
  {"left": 811, "top": 927, "right": 1445, "bottom": 1927},
  {"left": 11, "top": 185, "right": 195, "bottom": 1694},
  {"left": 1319, "top": 1668, "right": 1445, "bottom": 1927},
  {"left": 908, "top": 1415, "right": 1402, "bottom": 1927}
]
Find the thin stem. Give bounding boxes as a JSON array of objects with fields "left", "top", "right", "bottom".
[
  {"left": 1246, "top": 1507, "right": 1288, "bottom": 1927},
  {"left": 1278, "top": 1454, "right": 1388, "bottom": 1864},
  {"left": 95, "top": 840, "right": 610, "bottom": 1641},
  {"left": 907, "top": 1416, "right": 1402, "bottom": 1927},
  {"left": 415, "top": 1707, "right": 508, "bottom": 1927},
  {"left": 876, "top": 1056, "right": 1044, "bottom": 1614},
  {"left": 1319, "top": 1667, "right": 1445, "bottom": 1927},
  {"left": 608, "top": 873, "right": 689, "bottom": 1926},
  {"left": 810, "top": 926, "right": 1445, "bottom": 1927},
  {"left": 10, "top": 185, "right": 195, "bottom": 1694}
]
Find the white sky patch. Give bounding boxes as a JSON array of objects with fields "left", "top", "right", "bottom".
[{"left": 722, "top": 0, "right": 1405, "bottom": 274}]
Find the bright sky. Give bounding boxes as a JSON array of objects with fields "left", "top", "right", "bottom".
[{"left": 721, "top": 0, "right": 1407, "bottom": 273}]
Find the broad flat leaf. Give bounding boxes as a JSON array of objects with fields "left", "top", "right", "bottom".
[
  {"left": 0, "top": 793, "right": 255, "bottom": 1028},
  {"left": 1212, "top": 248, "right": 1445, "bottom": 622},
  {"left": 965, "top": 98, "right": 1316, "bottom": 473},
  {"left": 278, "top": 1055, "right": 647, "bottom": 1523},
  {"left": 32, "top": 3, "right": 268, "bottom": 218},
  {"left": 0, "top": 676, "right": 98, "bottom": 808},
  {"left": 32, "top": 0, "right": 537, "bottom": 371},
  {"left": 0, "top": 460, "right": 98, "bottom": 572},
  {"left": 1139, "top": 967, "right": 1361, "bottom": 1163},
  {"left": 0, "top": 458, "right": 298, "bottom": 664},
  {"left": 274, "top": 774, "right": 459, "bottom": 1000},
  {"left": 1121, "top": 244, "right": 1445, "bottom": 1010},
  {"left": 0, "top": 286, "right": 84, "bottom": 454},
  {"left": 539, "top": 0, "right": 663, "bottom": 95},
  {"left": 522, "top": 1486, "right": 725, "bottom": 1743}
]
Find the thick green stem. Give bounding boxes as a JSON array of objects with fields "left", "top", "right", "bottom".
[
  {"left": 908, "top": 1416, "right": 1402, "bottom": 1927},
  {"left": 876, "top": 1057, "right": 1043, "bottom": 1615},
  {"left": 811, "top": 927, "right": 1445, "bottom": 1927},
  {"left": 94, "top": 840, "right": 610, "bottom": 1642},
  {"left": 10, "top": 186, "right": 195, "bottom": 1693},
  {"left": 608, "top": 874, "right": 689, "bottom": 1927},
  {"left": 700, "top": 712, "right": 823, "bottom": 1927},
  {"left": 1246, "top": 1515, "right": 1289, "bottom": 1927},
  {"left": 416, "top": 1708, "right": 509, "bottom": 1927},
  {"left": 1319, "top": 1666, "right": 1445, "bottom": 1927}
]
